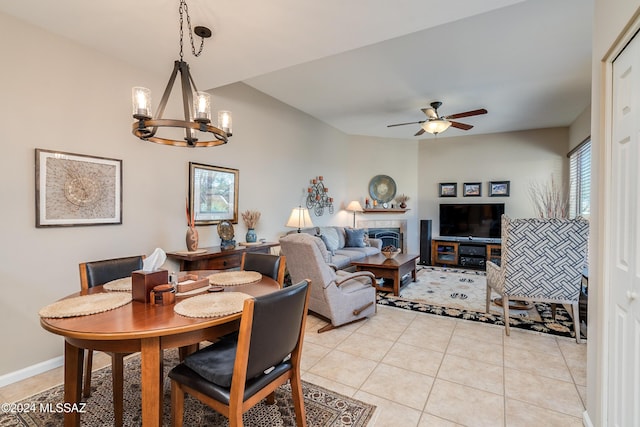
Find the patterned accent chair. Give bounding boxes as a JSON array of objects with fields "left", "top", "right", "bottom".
[
  {"left": 279, "top": 233, "right": 377, "bottom": 332},
  {"left": 485, "top": 215, "right": 589, "bottom": 343}
]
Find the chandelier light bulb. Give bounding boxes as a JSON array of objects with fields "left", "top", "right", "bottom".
[
  {"left": 218, "top": 111, "right": 232, "bottom": 135},
  {"left": 194, "top": 91, "right": 211, "bottom": 122},
  {"left": 132, "top": 87, "right": 151, "bottom": 119}
]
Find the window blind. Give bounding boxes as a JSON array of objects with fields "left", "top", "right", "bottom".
[{"left": 569, "top": 139, "right": 591, "bottom": 218}]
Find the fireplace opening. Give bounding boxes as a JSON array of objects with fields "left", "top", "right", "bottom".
[{"left": 367, "top": 228, "right": 403, "bottom": 252}]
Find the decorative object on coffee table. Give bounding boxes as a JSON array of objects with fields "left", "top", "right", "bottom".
[
  {"left": 381, "top": 245, "right": 400, "bottom": 259},
  {"left": 306, "top": 176, "right": 334, "bottom": 216},
  {"left": 217, "top": 220, "right": 236, "bottom": 249}
]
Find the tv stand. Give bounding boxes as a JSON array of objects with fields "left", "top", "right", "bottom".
[{"left": 431, "top": 238, "right": 501, "bottom": 270}]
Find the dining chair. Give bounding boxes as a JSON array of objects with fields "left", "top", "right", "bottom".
[
  {"left": 240, "top": 252, "right": 286, "bottom": 287},
  {"left": 78, "top": 255, "right": 144, "bottom": 426},
  {"left": 168, "top": 280, "right": 310, "bottom": 427}
]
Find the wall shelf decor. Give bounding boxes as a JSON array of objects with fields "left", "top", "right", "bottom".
[{"left": 307, "top": 176, "right": 334, "bottom": 216}]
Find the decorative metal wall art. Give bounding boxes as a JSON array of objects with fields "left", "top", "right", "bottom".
[{"left": 306, "top": 176, "right": 334, "bottom": 216}]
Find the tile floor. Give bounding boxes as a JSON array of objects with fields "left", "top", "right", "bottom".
[{"left": 0, "top": 305, "right": 587, "bottom": 427}]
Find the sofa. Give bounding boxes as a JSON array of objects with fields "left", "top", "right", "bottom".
[{"left": 289, "top": 226, "right": 382, "bottom": 269}]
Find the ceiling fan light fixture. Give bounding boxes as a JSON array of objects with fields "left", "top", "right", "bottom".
[{"left": 421, "top": 119, "right": 451, "bottom": 135}]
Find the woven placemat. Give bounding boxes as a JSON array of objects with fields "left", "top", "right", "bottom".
[
  {"left": 39, "top": 293, "right": 132, "bottom": 318},
  {"left": 103, "top": 277, "right": 131, "bottom": 292},
  {"left": 174, "top": 292, "right": 252, "bottom": 318},
  {"left": 207, "top": 271, "right": 262, "bottom": 286}
]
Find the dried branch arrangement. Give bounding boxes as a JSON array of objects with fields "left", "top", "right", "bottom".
[
  {"left": 529, "top": 175, "right": 568, "bottom": 218},
  {"left": 241, "top": 210, "right": 261, "bottom": 229}
]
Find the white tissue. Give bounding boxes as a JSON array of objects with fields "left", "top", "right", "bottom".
[{"left": 142, "top": 248, "right": 167, "bottom": 272}]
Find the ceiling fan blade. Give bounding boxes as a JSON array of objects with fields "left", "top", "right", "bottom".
[
  {"left": 414, "top": 128, "right": 426, "bottom": 136},
  {"left": 387, "top": 120, "right": 425, "bottom": 128},
  {"left": 444, "top": 108, "right": 488, "bottom": 120},
  {"left": 421, "top": 107, "right": 438, "bottom": 119},
  {"left": 450, "top": 121, "right": 473, "bottom": 130}
]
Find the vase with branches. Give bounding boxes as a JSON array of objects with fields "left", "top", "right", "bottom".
[
  {"left": 185, "top": 198, "right": 198, "bottom": 251},
  {"left": 528, "top": 175, "right": 568, "bottom": 218},
  {"left": 241, "top": 210, "right": 261, "bottom": 243}
]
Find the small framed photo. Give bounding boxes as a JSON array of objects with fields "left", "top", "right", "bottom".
[
  {"left": 35, "top": 149, "right": 122, "bottom": 227},
  {"left": 439, "top": 182, "right": 457, "bottom": 197},
  {"left": 489, "top": 181, "right": 510, "bottom": 197},
  {"left": 189, "top": 162, "right": 239, "bottom": 225},
  {"left": 463, "top": 182, "right": 482, "bottom": 197}
]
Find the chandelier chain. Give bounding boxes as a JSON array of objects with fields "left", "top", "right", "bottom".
[{"left": 178, "top": 0, "right": 205, "bottom": 60}]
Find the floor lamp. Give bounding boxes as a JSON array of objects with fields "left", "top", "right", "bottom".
[{"left": 346, "top": 200, "right": 364, "bottom": 228}]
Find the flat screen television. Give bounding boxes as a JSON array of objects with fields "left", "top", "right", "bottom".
[{"left": 439, "top": 203, "right": 504, "bottom": 239}]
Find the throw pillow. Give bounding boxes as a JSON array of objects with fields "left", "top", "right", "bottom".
[
  {"left": 318, "top": 227, "right": 340, "bottom": 253},
  {"left": 345, "top": 228, "right": 366, "bottom": 247}
]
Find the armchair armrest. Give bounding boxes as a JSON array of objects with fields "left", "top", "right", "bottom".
[{"left": 335, "top": 271, "right": 375, "bottom": 287}]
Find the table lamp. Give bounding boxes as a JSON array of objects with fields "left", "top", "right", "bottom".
[
  {"left": 285, "top": 206, "right": 314, "bottom": 232},
  {"left": 346, "top": 200, "right": 364, "bottom": 228}
]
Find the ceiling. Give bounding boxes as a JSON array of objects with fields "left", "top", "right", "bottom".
[{"left": 0, "top": 0, "right": 593, "bottom": 139}]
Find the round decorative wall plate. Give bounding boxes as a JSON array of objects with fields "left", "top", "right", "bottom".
[
  {"left": 368, "top": 175, "right": 397, "bottom": 203},
  {"left": 217, "top": 220, "right": 235, "bottom": 241}
]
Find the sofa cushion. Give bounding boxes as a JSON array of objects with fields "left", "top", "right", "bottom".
[{"left": 345, "top": 228, "right": 366, "bottom": 247}]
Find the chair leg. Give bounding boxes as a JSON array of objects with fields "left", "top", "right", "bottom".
[
  {"left": 171, "top": 380, "right": 185, "bottom": 427},
  {"left": 111, "top": 353, "right": 124, "bottom": 427},
  {"left": 290, "top": 373, "right": 307, "bottom": 427},
  {"left": 572, "top": 303, "right": 582, "bottom": 344},
  {"left": 485, "top": 285, "right": 492, "bottom": 313},
  {"left": 82, "top": 350, "right": 93, "bottom": 398},
  {"left": 503, "top": 296, "right": 511, "bottom": 336},
  {"left": 551, "top": 303, "right": 557, "bottom": 321},
  {"left": 266, "top": 391, "right": 276, "bottom": 405}
]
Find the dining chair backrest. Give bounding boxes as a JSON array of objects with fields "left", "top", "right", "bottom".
[
  {"left": 244, "top": 279, "right": 308, "bottom": 380},
  {"left": 240, "top": 252, "right": 286, "bottom": 286},
  {"left": 79, "top": 255, "right": 144, "bottom": 290}
]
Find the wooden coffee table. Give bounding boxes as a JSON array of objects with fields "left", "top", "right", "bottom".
[{"left": 351, "top": 253, "right": 419, "bottom": 296}]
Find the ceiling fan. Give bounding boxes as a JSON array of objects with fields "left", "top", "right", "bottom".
[{"left": 387, "top": 101, "right": 488, "bottom": 136}]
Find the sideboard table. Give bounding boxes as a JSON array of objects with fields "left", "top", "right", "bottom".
[{"left": 167, "top": 242, "right": 279, "bottom": 271}]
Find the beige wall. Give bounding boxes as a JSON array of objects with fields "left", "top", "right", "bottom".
[
  {"left": 417, "top": 128, "right": 569, "bottom": 236},
  {"left": 569, "top": 104, "right": 591, "bottom": 151}
]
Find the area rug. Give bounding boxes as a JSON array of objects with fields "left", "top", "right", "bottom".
[
  {"left": 377, "top": 266, "right": 582, "bottom": 340},
  {"left": 0, "top": 350, "right": 375, "bottom": 427}
]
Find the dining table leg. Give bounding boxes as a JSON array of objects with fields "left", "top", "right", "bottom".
[
  {"left": 141, "top": 337, "right": 163, "bottom": 426},
  {"left": 63, "top": 340, "right": 83, "bottom": 427}
]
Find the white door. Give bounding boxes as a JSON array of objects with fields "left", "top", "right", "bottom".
[{"left": 609, "top": 31, "right": 640, "bottom": 427}]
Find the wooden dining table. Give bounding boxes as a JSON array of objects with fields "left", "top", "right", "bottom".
[{"left": 40, "top": 270, "right": 280, "bottom": 427}]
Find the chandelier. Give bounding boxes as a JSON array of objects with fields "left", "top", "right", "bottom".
[{"left": 132, "top": 0, "right": 232, "bottom": 147}]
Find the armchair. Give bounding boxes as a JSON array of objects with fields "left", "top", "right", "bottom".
[
  {"left": 485, "top": 215, "right": 589, "bottom": 343},
  {"left": 279, "top": 233, "right": 376, "bottom": 333}
]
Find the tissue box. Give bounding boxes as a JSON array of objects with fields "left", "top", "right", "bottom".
[{"left": 132, "top": 269, "right": 169, "bottom": 303}]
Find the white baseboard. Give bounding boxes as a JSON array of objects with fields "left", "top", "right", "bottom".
[
  {"left": 0, "top": 356, "right": 64, "bottom": 388},
  {"left": 583, "top": 410, "right": 593, "bottom": 427}
]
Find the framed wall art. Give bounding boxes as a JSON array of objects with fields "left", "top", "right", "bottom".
[
  {"left": 189, "top": 162, "right": 239, "bottom": 225},
  {"left": 489, "top": 180, "right": 510, "bottom": 197},
  {"left": 463, "top": 182, "right": 482, "bottom": 197},
  {"left": 439, "top": 182, "right": 457, "bottom": 197},
  {"left": 35, "top": 149, "right": 122, "bottom": 227}
]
